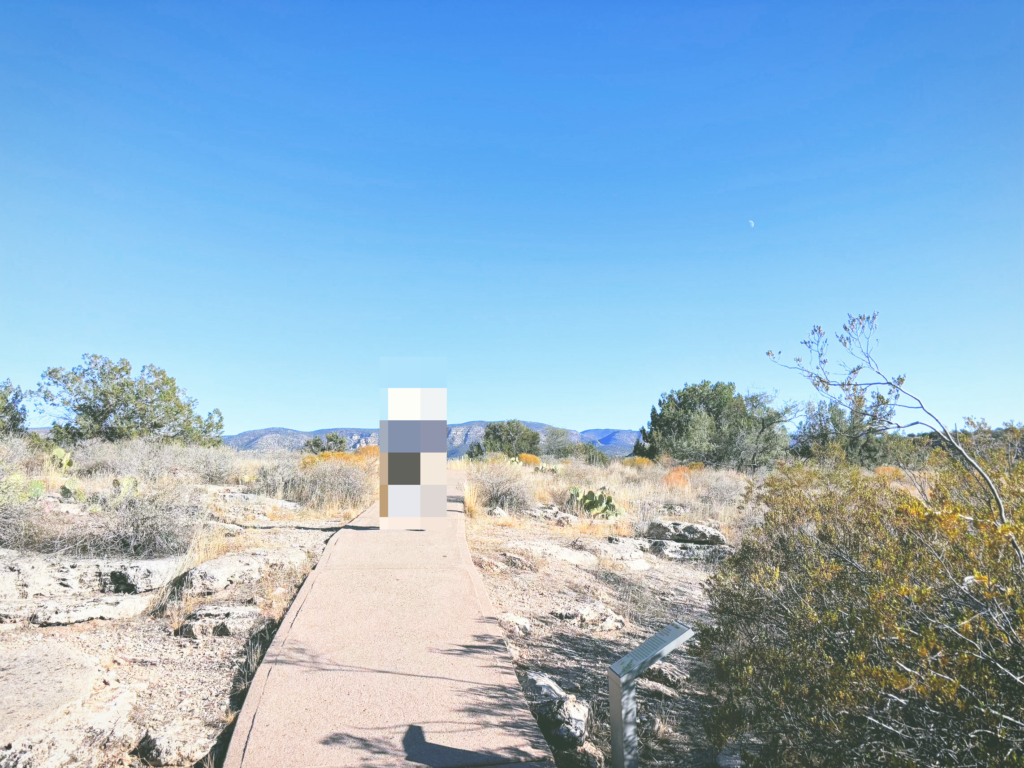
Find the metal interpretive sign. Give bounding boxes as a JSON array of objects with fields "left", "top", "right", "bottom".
[{"left": 608, "top": 621, "right": 695, "bottom": 768}]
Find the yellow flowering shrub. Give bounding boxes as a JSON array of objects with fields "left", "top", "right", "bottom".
[{"left": 698, "top": 431, "right": 1024, "bottom": 766}]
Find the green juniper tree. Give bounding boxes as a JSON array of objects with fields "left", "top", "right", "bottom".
[
  {"left": 482, "top": 420, "right": 541, "bottom": 458},
  {"left": 37, "top": 354, "right": 223, "bottom": 445},
  {"left": 633, "top": 380, "right": 791, "bottom": 471},
  {"left": 0, "top": 379, "right": 27, "bottom": 436},
  {"left": 303, "top": 433, "right": 347, "bottom": 454}
]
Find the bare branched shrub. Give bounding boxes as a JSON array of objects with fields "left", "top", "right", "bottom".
[
  {"left": 467, "top": 460, "right": 535, "bottom": 513},
  {"left": 252, "top": 454, "right": 376, "bottom": 514},
  {"left": 75, "top": 438, "right": 243, "bottom": 484},
  {"left": 0, "top": 484, "right": 201, "bottom": 557},
  {"left": 100, "top": 486, "right": 201, "bottom": 557}
]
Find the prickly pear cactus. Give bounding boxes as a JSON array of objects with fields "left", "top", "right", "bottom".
[
  {"left": 50, "top": 446, "right": 73, "bottom": 472},
  {"left": 112, "top": 476, "right": 139, "bottom": 498},
  {"left": 59, "top": 479, "right": 85, "bottom": 502},
  {"left": 27, "top": 479, "right": 46, "bottom": 500}
]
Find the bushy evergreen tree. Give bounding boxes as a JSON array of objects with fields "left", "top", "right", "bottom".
[
  {"left": 482, "top": 420, "right": 541, "bottom": 458},
  {"left": 0, "top": 379, "right": 27, "bottom": 436},
  {"left": 37, "top": 354, "right": 223, "bottom": 445},
  {"left": 633, "top": 381, "right": 791, "bottom": 471},
  {"left": 303, "top": 433, "right": 347, "bottom": 454}
]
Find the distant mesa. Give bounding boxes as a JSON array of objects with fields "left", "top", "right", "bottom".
[{"left": 222, "top": 422, "right": 640, "bottom": 457}]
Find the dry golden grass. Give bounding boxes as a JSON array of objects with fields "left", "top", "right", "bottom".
[
  {"left": 254, "top": 556, "right": 313, "bottom": 621},
  {"left": 530, "top": 459, "right": 753, "bottom": 542},
  {"left": 621, "top": 456, "right": 653, "bottom": 468},
  {"left": 149, "top": 524, "right": 267, "bottom": 620},
  {"left": 463, "top": 479, "right": 482, "bottom": 517},
  {"left": 446, "top": 457, "right": 472, "bottom": 471},
  {"left": 518, "top": 453, "right": 541, "bottom": 466}
]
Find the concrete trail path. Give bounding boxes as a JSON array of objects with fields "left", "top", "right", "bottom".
[{"left": 224, "top": 470, "right": 553, "bottom": 768}]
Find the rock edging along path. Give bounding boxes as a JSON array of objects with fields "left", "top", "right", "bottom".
[{"left": 224, "top": 471, "right": 553, "bottom": 768}]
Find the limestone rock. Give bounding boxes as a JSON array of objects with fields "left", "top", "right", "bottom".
[
  {"left": 105, "top": 559, "right": 180, "bottom": 593},
  {"left": 0, "top": 646, "right": 99, "bottom": 748},
  {"left": 637, "top": 678, "right": 679, "bottom": 700},
  {"left": 176, "top": 603, "right": 266, "bottom": 638},
  {"left": 642, "top": 662, "right": 685, "bottom": 689},
  {"left": 0, "top": 645, "right": 140, "bottom": 768},
  {"left": 552, "top": 602, "right": 625, "bottom": 632},
  {"left": 648, "top": 539, "right": 733, "bottom": 563},
  {"left": 134, "top": 723, "right": 212, "bottom": 767},
  {"left": 535, "top": 695, "right": 592, "bottom": 750},
  {"left": 647, "top": 520, "right": 726, "bottom": 545},
  {"left": 497, "top": 613, "right": 531, "bottom": 637},
  {"left": 29, "top": 594, "right": 152, "bottom": 626},
  {"left": 472, "top": 555, "right": 507, "bottom": 573},
  {"left": 595, "top": 537, "right": 651, "bottom": 571},
  {"left": 487, "top": 506, "right": 509, "bottom": 517},
  {"left": 524, "top": 543, "right": 598, "bottom": 568},
  {"left": 0, "top": 566, "right": 19, "bottom": 601},
  {"left": 522, "top": 671, "right": 567, "bottom": 703},
  {"left": 500, "top": 552, "right": 531, "bottom": 570},
  {"left": 184, "top": 552, "right": 263, "bottom": 594},
  {"left": 261, "top": 547, "right": 309, "bottom": 571}
]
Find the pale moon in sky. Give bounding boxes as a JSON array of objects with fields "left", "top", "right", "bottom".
[{"left": 749, "top": 220, "right": 755, "bottom": 227}]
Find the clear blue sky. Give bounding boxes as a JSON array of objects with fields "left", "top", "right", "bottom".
[{"left": 1, "top": 2, "right": 1021, "bottom": 434}]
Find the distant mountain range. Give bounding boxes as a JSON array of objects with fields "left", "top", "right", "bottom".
[{"left": 222, "top": 422, "right": 641, "bottom": 457}]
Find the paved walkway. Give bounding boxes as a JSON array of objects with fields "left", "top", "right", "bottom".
[{"left": 224, "top": 471, "right": 552, "bottom": 768}]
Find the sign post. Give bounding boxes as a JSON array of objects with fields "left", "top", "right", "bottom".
[{"left": 608, "top": 621, "right": 695, "bottom": 768}]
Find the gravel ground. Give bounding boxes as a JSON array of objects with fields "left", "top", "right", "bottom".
[{"left": 465, "top": 513, "right": 731, "bottom": 767}]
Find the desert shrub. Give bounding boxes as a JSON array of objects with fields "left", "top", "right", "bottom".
[
  {"left": 622, "top": 456, "right": 653, "bottom": 468},
  {"left": 663, "top": 466, "right": 690, "bottom": 489},
  {"left": 466, "top": 442, "right": 485, "bottom": 460},
  {"left": 0, "top": 484, "right": 201, "bottom": 557},
  {"left": 687, "top": 462, "right": 705, "bottom": 471},
  {"left": 467, "top": 460, "right": 534, "bottom": 513},
  {"left": 541, "top": 426, "right": 575, "bottom": 457},
  {"left": 569, "top": 441, "right": 610, "bottom": 466},
  {"left": 518, "top": 453, "right": 541, "bottom": 467},
  {"left": 98, "top": 487, "right": 202, "bottom": 557},
  {"left": 75, "top": 438, "right": 241, "bottom": 484},
  {"left": 483, "top": 420, "right": 541, "bottom": 457},
  {"left": 697, "top": 435, "right": 1024, "bottom": 767},
  {"left": 253, "top": 455, "right": 376, "bottom": 513}
]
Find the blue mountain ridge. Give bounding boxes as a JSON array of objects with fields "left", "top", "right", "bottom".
[{"left": 222, "top": 422, "right": 640, "bottom": 457}]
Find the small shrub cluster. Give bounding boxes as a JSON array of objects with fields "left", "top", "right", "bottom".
[
  {"left": 253, "top": 453, "right": 376, "bottom": 514},
  {"left": 0, "top": 479, "right": 200, "bottom": 558},
  {"left": 75, "top": 438, "right": 241, "bottom": 484},
  {"left": 518, "top": 453, "right": 541, "bottom": 467},
  {"left": 467, "top": 460, "right": 534, "bottom": 513}
]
